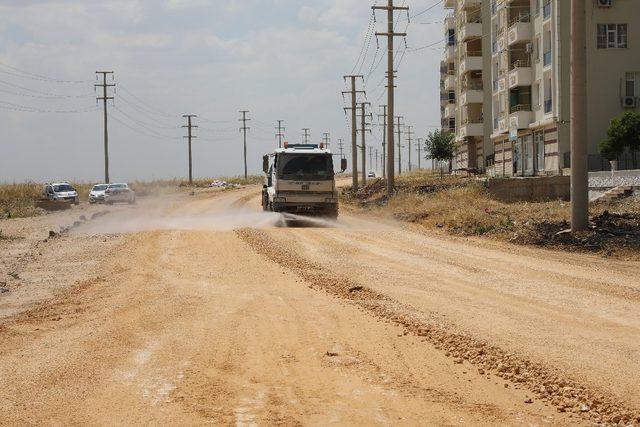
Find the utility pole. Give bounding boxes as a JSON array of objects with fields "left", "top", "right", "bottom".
[
  {"left": 275, "top": 120, "right": 285, "bottom": 148},
  {"left": 357, "top": 101, "right": 372, "bottom": 184},
  {"left": 375, "top": 148, "right": 379, "bottom": 172},
  {"left": 395, "top": 116, "right": 404, "bottom": 175},
  {"left": 302, "top": 128, "right": 311, "bottom": 144},
  {"left": 416, "top": 138, "right": 423, "bottom": 170},
  {"left": 95, "top": 71, "right": 114, "bottom": 184},
  {"left": 378, "top": 105, "right": 387, "bottom": 179},
  {"left": 338, "top": 138, "right": 345, "bottom": 159},
  {"left": 182, "top": 115, "right": 198, "bottom": 186},
  {"left": 239, "top": 110, "right": 250, "bottom": 180},
  {"left": 343, "top": 75, "right": 365, "bottom": 190},
  {"left": 322, "top": 132, "right": 331, "bottom": 148},
  {"left": 571, "top": 0, "right": 588, "bottom": 232},
  {"left": 368, "top": 146, "right": 374, "bottom": 171},
  {"left": 373, "top": 0, "right": 408, "bottom": 195},
  {"left": 405, "top": 125, "right": 414, "bottom": 172}
]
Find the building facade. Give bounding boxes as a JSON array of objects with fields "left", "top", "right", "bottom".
[{"left": 441, "top": 0, "right": 640, "bottom": 176}]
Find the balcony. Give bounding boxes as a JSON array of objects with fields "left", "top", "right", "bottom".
[
  {"left": 494, "top": 34, "right": 506, "bottom": 56},
  {"left": 460, "top": 0, "right": 482, "bottom": 10},
  {"left": 509, "top": 104, "right": 534, "bottom": 129},
  {"left": 508, "top": 62, "right": 533, "bottom": 88},
  {"left": 507, "top": 22, "right": 532, "bottom": 46},
  {"left": 459, "top": 53, "right": 482, "bottom": 74},
  {"left": 459, "top": 120, "right": 484, "bottom": 138},
  {"left": 497, "top": 115, "right": 509, "bottom": 133},
  {"left": 444, "top": 73, "right": 456, "bottom": 90},
  {"left": 460, "top": 22, "right": 482, "bottom": 41},
  {"left": 444, "top": 14, "right": 455, "bottom": 31},
  {"left": 444, "top": 103, "right": 456, "bottom": 119},
  {"left": 443, "top": 45, "right": 455, "bottom": 63},
  {"left": 460, "top": 89, "right": 483, "bottom": 106}
]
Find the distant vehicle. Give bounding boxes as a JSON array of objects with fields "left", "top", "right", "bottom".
[
  {"left": 367, "top": 171, "right": 376, "bottom": 178},
  {"left": 104, "top": 183, "right": 136, "bottom": 205},
  {"left": 262, "top": 143, "right": 347, "bottom": 219},
  {"left": 88, "top": 184, "right": 109, "bottom": 204},
  {"left": 42, "top": 182, "right": 79, "bottom": 205}
]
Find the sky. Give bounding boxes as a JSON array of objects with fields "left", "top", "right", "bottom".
[{"left": 0, "top": 0, "right": 445, "bottom": 183}]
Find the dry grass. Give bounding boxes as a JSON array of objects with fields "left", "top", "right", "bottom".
[
  {"left": 0, "top": 175, "right": 262, "bottom": 219},
  {"left": 342, "top": 170, "right": 640, "bottom": 259}
]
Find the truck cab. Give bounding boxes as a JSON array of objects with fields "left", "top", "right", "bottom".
[{"left": 262, "top": 143, "right": 347, "bottom": 219}]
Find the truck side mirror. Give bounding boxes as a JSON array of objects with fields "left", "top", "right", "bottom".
[
  {"left": 262, "top": 155, "right": 269, "bottom": 174},
  {"left": 340, "top": 158, "right": 347, "bottom": 173}
]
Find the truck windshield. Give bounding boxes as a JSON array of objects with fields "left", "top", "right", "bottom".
[
  {"left": 53, "top": 184, "right": 74, "bottom": 192},
  {"left": 278, "top": 154, "right": 333, "bottom": 180}
]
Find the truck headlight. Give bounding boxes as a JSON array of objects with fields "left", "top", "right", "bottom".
[{"left": 274, "top": 197, "right": 286, "bottom": 203}]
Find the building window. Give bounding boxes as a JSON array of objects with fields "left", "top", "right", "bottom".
[
  {"left": 626, "top": 72, "right": 637, "bottom": 97},
  {"left": 448, "top": 29, "right": 456, "bottom": 46},
  {"left": 597, "top": 24, "right": 628, "bottom": 49}
]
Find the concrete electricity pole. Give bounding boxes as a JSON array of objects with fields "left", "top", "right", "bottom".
[
  {"left": 395, "top": 116, "right": 404, "bottom": 175},
  {"left": 405, "top": 125, "right": 414, "bottom": 172},
  {"left": 302, "top": 128, "right": 311, "bottom": 144},
  {"left": 375, "top": 148, "right": 379, "bottom": 172},
  {"left": 373, "top": 0, "right": 408, "bottom": 195},
  {"left": 182, "top": 115, "right": 198, "bottom": 186},
  {"left": 416, "top": 138, "right": 423, "bottom": 170},
  {"left": 322, "top": 132, "right": 331, "bottom": 148},
  {"left": 357, "top": 101, "right": 372, "bottom": 184},
  {"left": 378, "top": 105, "right": 387, "bottom": 179},
  {"left": 343, "top": 75, "right": 365, "bottom": 190},
  {"left": 275, "top": 120, "right": 285, "bottom": 148},
  {"left": 239, "top": 110, "right": 250, "bottom": 180},
  {"left": 571, "top": 0, "right": 588, "bottom": 232},
  {"left": 95, "top": 71, "right": 115, "bottom": 184}
]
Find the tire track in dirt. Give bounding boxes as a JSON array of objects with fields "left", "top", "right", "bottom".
[{"left": 236, "top": 227, "right": 640, "bottom": 426}]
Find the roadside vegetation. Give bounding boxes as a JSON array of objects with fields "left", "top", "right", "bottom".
[
  {"left": 0, "top": 176, "right": 262, "bottom": 219},
  {"left": 342, "top": 171, "right": 640, "bottom": 259}
]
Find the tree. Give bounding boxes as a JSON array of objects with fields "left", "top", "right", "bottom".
[
  {"left": 599, "top": 111, "right": 640, "bottom": 166},
  {"left": 425, "top": 129, "right": 455, "bottom": 178}
]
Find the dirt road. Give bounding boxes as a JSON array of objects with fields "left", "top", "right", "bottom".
[{"left": 0, "top": 187, "right": 639, "bottom": 425}]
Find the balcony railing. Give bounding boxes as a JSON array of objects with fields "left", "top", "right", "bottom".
[
  {"left": 510, "top": 104, "right": 532, "bottom": 114},
  {"left": 510, "top": 59, "right": 531, "bottom": 70},
  {"left": 543, "top": 2, "right": 551, "bottom": 20},
  {"left": 508, "top": 13, "right": 531, "bottom": 27},
  {"left": 544, "top": 99, "right": 553, "bottom": 114},
  {"left": 465, "top": 50, "right": 482, "bottom": 57},
  {"left": 463, "top": 79, "right": 483, "bottom": 90},
  {"left": 543, "top": 51, "right": 552, "bottom": 67}
]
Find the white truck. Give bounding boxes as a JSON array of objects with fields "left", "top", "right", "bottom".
[{"left": 262, "top": 143, "right": 347, "bottom": 219}]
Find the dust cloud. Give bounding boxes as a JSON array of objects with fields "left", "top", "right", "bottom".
[{"left": 72, "top": 197, "right": 341, "bottom": 235}]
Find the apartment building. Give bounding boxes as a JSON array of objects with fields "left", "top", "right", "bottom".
[{"left": 441, "top": 0, "right": 640, "bottom": 176}]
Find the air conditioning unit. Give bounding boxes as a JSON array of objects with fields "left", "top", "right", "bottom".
[
  {"left": 597, "top": 0, "right": 612, "bottom": 7},
  {"left": 622, "top": 96, "right": 637, "bottom": 108},
  {"left": 525, "top": 43, "right": 533, "bottom": 53}
]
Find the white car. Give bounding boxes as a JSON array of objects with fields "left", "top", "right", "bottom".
[
  {"left": 88, "top": 184, "right": 109, "bottom": 204},
  {"left": 104, "top": 183, "right": 136, "bottom": 205},
  {"left": 367, "top": 171, "right": 376, "bottom": 178},
  {"left": 43, "top": 182, "right": 79, "bottom": 205}
]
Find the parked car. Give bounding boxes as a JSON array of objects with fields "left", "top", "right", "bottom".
[
  {"left": 104, "top": 183, "right": 136, "bottom": 205},
  {"left": 42, "top": 182, "right": 79, "bottom": 205},
  {"left": 367, "top": 171, "right": 376, "bottom": 178},
  {"left": 88, "top": 184, "right": 109, "bottom": 204}
]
